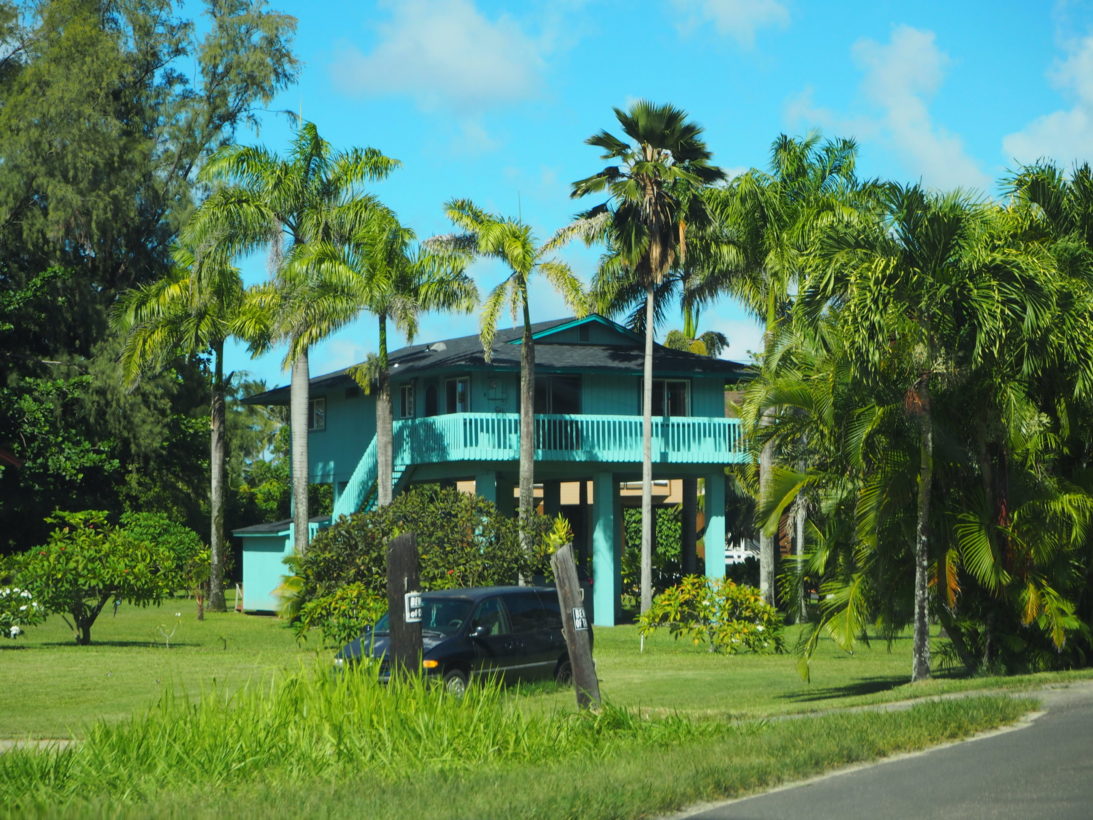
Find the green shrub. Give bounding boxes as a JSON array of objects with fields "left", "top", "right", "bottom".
[
  {"left": 120, "top": 511, "right": 210, "bottom": 614},
  {"left": 638, "top": 575, "right": 785, "bottom": 654},
  {"left": 621, "top": 506, "right": 683, "bottom": 599},
  {"left": 292, "top": 486, "right": 552, "bottom": 644}
]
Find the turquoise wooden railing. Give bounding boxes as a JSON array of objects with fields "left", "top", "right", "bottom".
[
  {"left": 392, "top": 413, "right": 744, "bottom": 465},
  {"left": 331, "top": 435, "right": 377, "bottom": 520},
  {"left": 333, "top": 413, "right": 744, "bottom": 518}
]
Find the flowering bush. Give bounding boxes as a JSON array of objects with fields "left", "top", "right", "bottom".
[
  {"left": 0, "top": 586, "right": 46, "bottom": 638},
  {"left": 638, "top": 575, "right": 785, "bottom": 654}
]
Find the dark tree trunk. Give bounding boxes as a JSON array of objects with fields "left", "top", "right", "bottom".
[
  {"left": 912, "top": 384, "right": 933, "bottom": 682},
  {"left": 208, "top": 342, "right": 227, "bottom": 612},
  {"left": 758, "top": 412, "right": 777, "bottom": 606}
]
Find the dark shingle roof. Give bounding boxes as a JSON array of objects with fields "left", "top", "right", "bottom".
[{"left": 246, "top": 314, "right": 751, "bottom": 405}]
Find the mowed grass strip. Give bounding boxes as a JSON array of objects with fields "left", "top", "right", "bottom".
[
  {"left": 3, "top": 599, "right": 1091, "bottom": 740},
  {"left": 2, "top": 666, "right": 1032, "bottom": 819}
]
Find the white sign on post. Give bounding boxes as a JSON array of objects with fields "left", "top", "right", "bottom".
[
  {"left": 404, "top": 591, "right": 422, "bottom": 623},
  {"left": 571, "top": 606, "right": 588, "bottom": 631}
]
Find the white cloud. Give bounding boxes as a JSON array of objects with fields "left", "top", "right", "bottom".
[
  {"left": 671, "top": 0, "right": 789, "bottom": 48},
  {"left": 785, "top": 26, "right": 991, "bottom": 192},
  {"left": 1003, "top": 33, "right": 1093, "bottom": 167},
  {"left": 332, "top": 0, "right": 546, "bottom": 113}
]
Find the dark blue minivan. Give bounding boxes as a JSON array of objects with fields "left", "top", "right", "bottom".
[{"left": 335, "top": 586, "right": 574, "bottom": 695}]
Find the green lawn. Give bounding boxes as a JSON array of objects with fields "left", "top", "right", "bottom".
[
  {"left": 0, "top": 596, "right": 315, "bottom": 738},
  {"left": 3, "top": 596, "right": 1089, "bottom": 739},
  {"left": 4, "top": 599, "right": 1084, "bottom": 817}
]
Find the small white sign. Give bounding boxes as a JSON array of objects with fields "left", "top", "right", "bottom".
[
  {"left": 404, "top": 591, "right": 422, "bottom": 623},
  {"left": 571, "top": 606, "right": 588, "bottom": 631}
]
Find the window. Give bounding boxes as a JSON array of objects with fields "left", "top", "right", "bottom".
[
  {"left": 308, "top": 397, "right": 326, "bottom": 431},
  {"left": 445, "top": 377, "right": 469, "bottom": 413},
  {"left": 470, "top": 597, "right": 510, "bottom": 636},
  {"left": 534, "top": 375, "right": 581, "bottom": 414},
  {"left": 398, "top": 383, "right": 415, "bottom": 418},
  {"left": 649, "top": 379, "right": 690, "bottom": 417}
]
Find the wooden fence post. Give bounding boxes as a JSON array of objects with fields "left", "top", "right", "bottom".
[
  {"left": 386, "top": 532, "right": 422, "bottom": 676},
  {"left": 551, "top": 542, "right": 601, "bottom": 709}
]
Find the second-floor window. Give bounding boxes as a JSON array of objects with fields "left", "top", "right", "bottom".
[
  {"left": 650, "top": 379, "right": 690, "bottom": 417},
  {"left": 445, "top": 377, "right": 469, "bottom": 413},
  {"left": 535, "top": 375, "right": 581, "bottom": 414},
  {"left": 398, "top": 384, "right": 415, "bottom": 418},
  {"left": 308, "top": 397, "right": 327, "bottom": 431}
]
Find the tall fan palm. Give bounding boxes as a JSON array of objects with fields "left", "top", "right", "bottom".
[
  {"left": 183, "top": 122, "right": 398, "bottom": 555},
  {"left": 569, "top": 101, "right": 725, "bottom": 614},
  {"left": 302, "top": 205, "right": 477, "bottom": 507},
  {"left": 117, "top": 246, "right": 246, "bottom": 611},
  {"left": 436, "top": 200, "right": 585, "bottom": 550}
]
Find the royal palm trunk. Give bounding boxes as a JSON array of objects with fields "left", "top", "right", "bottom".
[
  {"left": 519, "top": 297, "right": 535, "bottom": 561},
  {"left": 640, "top": 281, "right": 655, "bottom": 614},
  {"left": 290, "top": 348, "right": 310, "bottom": 556},
  {"left": 377, "top": 314, "right": 393, "bottom": 508},
  {"left": 208, "top": 342, "right": 226, "bottom": 612}
]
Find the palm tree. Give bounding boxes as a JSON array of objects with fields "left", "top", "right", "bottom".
[
  {"left": 569, "top": 101, "right": 725, "bottom": 613},
  {"left": 183, "top": 122, "right": 397, "bottom": 555},
  {"left": 117, "top": 246, "right": 245, "bottom": 611},
  {"left": 689, "top": 133, "right": 876, "bottom": 606},
  {"left": 436, "top": 200, "right": 585, "bottom": 550},
  {"left": 302, "top": 205, "right": 477, "bottom": 508},
  {"left": 804, "top": 185, "right": 1060, "bottom": 681}
]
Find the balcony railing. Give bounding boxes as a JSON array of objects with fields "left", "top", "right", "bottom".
[
  {"left": 393, "top": 412, "right": 743, "bottom": 466},
  {"left": 333, "top": 413, "right": 744, "bottom": 520}
]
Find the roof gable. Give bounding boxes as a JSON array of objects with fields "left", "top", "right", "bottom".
[{"left": 509, "top": 315, "right": 641, "bottom": 346}]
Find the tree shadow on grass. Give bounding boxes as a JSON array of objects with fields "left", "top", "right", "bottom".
[
  {"left": 779, "top": 667, "right": 969, "bottom": 704},
  {"left": 778, "top": 675, "right": 911, "bottom": 703}
]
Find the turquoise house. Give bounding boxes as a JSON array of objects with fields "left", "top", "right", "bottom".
[{"left": 236, "top": 314, "right": 750, "bottom": 623}]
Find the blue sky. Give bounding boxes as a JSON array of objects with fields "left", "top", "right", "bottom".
[{"left": 222, "top": 0, "right": 1093, "bottom": 388}]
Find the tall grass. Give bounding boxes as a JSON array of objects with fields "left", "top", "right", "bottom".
[{"left": 1, "top": 664, "right": 720, "bottom": 811}]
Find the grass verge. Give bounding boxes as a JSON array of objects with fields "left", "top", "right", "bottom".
[{"left": 1, "top": 664, "right": 1034, "bottom": 819}]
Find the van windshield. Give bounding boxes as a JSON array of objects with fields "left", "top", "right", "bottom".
[{"left": 373, "top": 597, "right": 474, "bottom": 637}]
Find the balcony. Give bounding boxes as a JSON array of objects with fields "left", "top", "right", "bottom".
[
  {"left": 333, "top": 413, "right": 744, "bottom": 520},
  {"left": 393, "top": 412, "right": 744, "bottom": 465}
]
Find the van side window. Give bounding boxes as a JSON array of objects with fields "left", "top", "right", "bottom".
[
  {"left": 505, "top": 592, "right": 550, "bottom": 634},
  {"left": 471, "top": 597, "right": 510, "bottom": 636},
  {"left": 535, "top": 592, "right": 563, "bottom": 630}
]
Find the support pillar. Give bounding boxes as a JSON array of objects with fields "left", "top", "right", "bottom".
[
  {"left": 543, "top": 480, "right": 562, "bottom": 518},
  {"left": 475, "top": 471, "right": 499, "bottom": 505},
  {"left": 592, "top": 472, "right": 618, "bottom": 626},
  {"left": 704, "top": 470, "right": 726, "bottom": 581},
  {"left": 682, "top": 477, "right": 698, "bottom": 576}
]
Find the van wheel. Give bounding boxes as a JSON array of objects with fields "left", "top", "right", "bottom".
[
  {"left": 555, "top": 657, "right": 573, "bottom": 685},
  {"left": 443, "top": 669, "right": 468, "bottom": 697}
]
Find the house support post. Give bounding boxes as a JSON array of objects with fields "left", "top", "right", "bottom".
[
  {"left": 543, "top": 480, "right": 562, "bottom": 517},
  {"left": 704, "top": 470, "right": 726, "bottom": 581},
  {"left": 682, "top": 477, "right": 698, "bottom": 576},
  {"left": 592, "top": 472, "right": 618, "bottom": 626},
  {"left": 475, "top": 471, "right": 499, "bottom": 505}
]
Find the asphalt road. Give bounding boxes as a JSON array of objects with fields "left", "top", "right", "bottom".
[{"left": 677, "top": 682, "right": 1093, "bottom": 820}]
